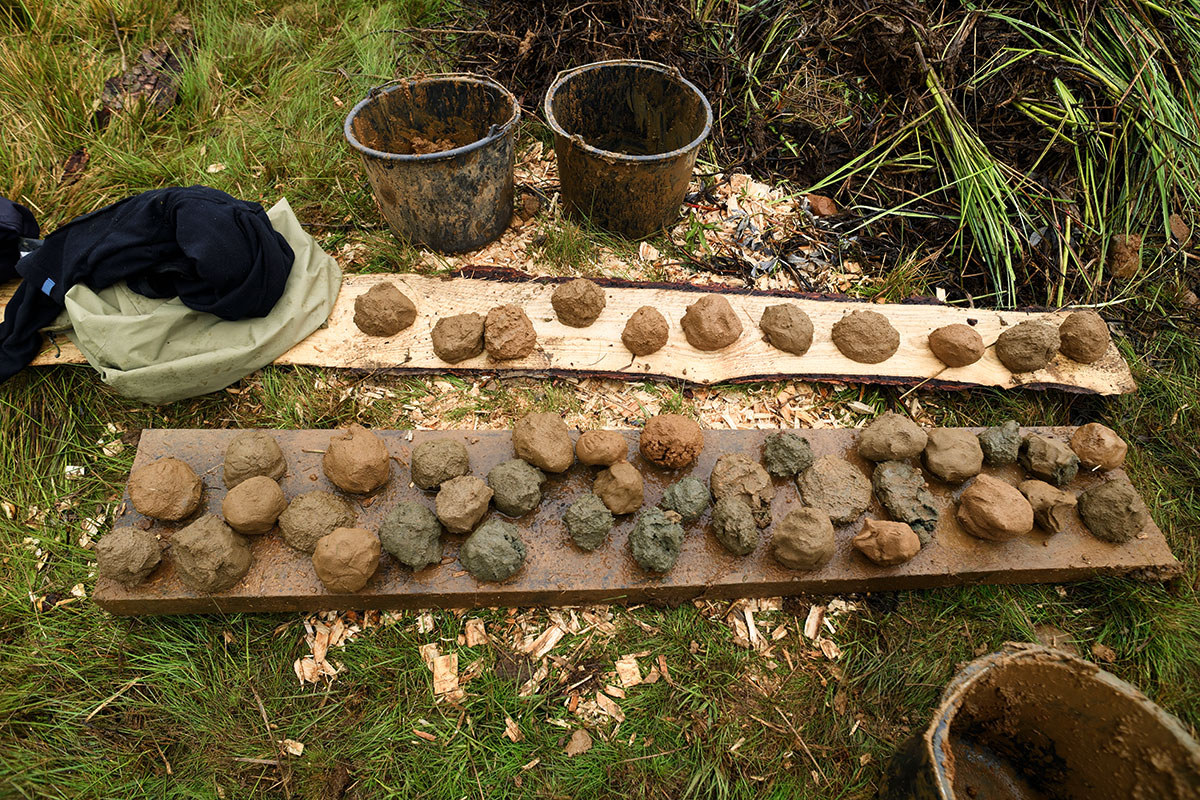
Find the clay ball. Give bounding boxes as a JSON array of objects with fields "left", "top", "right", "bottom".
[
  {"left": 796, "top": 456, "right": 871, "bottom": 526},
  {"left": 487, "top": 459, "right": 547, "bottom": 517},
  {"left": 858, "top": 412, "right": 927, "bottom": 462},
  {"left": 978, "top": 421, "right": 1021, "bottom": 466},
  {"left": 927, "top": 324, "right": 984, "bottom": 368},
  {"left": 639, "top": 414, "right": 704, "bottom": 469},
  {"left": 1078, "top": 480, "right": 1150, "bottom": 543},
  {"left": 484, "top": 304, "right": 537, "bottom": 360},
  {"left": 1018, "top": 479, "right": 1077, "bottom": 535},
  {"left": 323, "top": 424, "right": 390, "bottom": 494},
  {"left": 129, "top": 457, "right": 203, "bottom": 521},
  {"left": 622, "top": 306, "right": 669, "bottom": 356},
  {"left": 831, "top": 309, "right": 900, "bottom": 364},
  {"left": 853, "top": 519, "right": 921, "bottom": 566},
  {"left": 431, "top": 312, "right": 485, "bottom": 364},
  {"left": 1058, "top": 310, "right": 1110, "bottom": 363},
  {"left": 710, "top": 454, "right": 776, "bottom": 527},
  {"left": 172, "top": 514, "right": 252, "bottom": 593},
  {"left": 762, "top": 432, "right": 814, "bottom": 478},
  {"left": 681, "top": 295, "right": 743, "bottom": 351},
  {"left": 459, "top": 520, "right": 527, "bottom": 581},
  {"left": 551, "top": 278, "right": 606, "bottom": 327},
  {"left": 411, "top": 438, "right": 470, "bottom": 490},
  {"left": 773, "top": 507, "right": 835, "bottom": 570},
  {"left": 564, "top": 493, "right": 614, "bottom": 551},
  {"left": 957, "top": 475, "right": 1034, "bottom": 541},
  {"left": 312, "top": 527, "right": 380, "bottom": 593},
  {"left": 278, "top": 491, "right": 356, "bottom": 553},
  {"left": 513, "top": 413, "right": 574, "bottom": 473},
  {"left": 96, "top": 527, "right": 161, "bottom": 586},
  {"left": 435, "top": 475, "right": 493, "bottom": 534},
  {"left": 223, "top": 431, "right": 287, "bottom": 488},
  {"left": 1019, "top": 434, "right": 1079, "bottom": 487},
  {"left": 996, "top": 319, "right": 1060, "bottom": 373},
  {"left": 222, "top": 475, "right": 287, "bottom": 535},
  {"left": 379, "top": 501, "right": 443, "bottom": 570},
  {"left": 594, "top": 461, "right": 644, "bottom": 515},
  {"left": 759, "top": 304, "right": 813, "bottom": 356},
  {"left": 629, "top": 508, "right": 684, "bottom": 573},
  {"left": 872, "top": 460, "right": 939, "bottom": 545},
  {"left": 661, "top": 477, "right": 710, "bottom": 522},
  {"left": 1070, "top": 423, "right": 1127, "bottom": 471},
  {"left": 575, "top": 430, "right": 628, "bottom": 466},
  {"left": 710, "top": 496, "right": 758, "bottom": 556},
  {"left": 923, "top": 428, "right": 984, "bottom": 484},
  {"left": 353, "top": 282, "right": 416, "bottom": 337}
]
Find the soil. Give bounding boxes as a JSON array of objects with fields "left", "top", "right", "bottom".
[
  {"left": 575, "top": 430, "right": 628, "bottom": 466},
  {"left": 680, "top": 294, "right": 743, "bottom": 351},
  {"left": 171, "top": 514, "right": 252, "bottom": 593},
  {"left": 594, "top": 461, "right": 644, "bottom": 515},
  {"left": 857, "top": 412, "right": 927, "bottom": 461},
  {"left": 1057, "top": 310, "right": 1110, "bottom": 363},
  {"left": 487, "top": 459, "right": 547, "bottom": 516},
  {"left": 221, "top": 475, "right": 287, "bottom": 535},
  {"left": 710, "top": 454, "right": 776, "bottom": 527},
  {"left": 1078, "top": 480, "right": 1150, "bottom": 543},
  {"left": 831, "top": 309, "right": 900, "bottom": 363},
  {"left": 435, "top": 475, "right": 493, "bottom": 534},
  {"left": 661, "top": 477, "right": 710, "bottom": 522},
  {"left": 551, "top": 278, "right": 606, "bottom": 327},
  {"left": 459, "top": 520, "right": 527, "bottom": 581},
  {"left": 995, "top": 319, "right": 1060, "bottom": 373},
  {"left": 378, "top": 501, "right": 443, "bottom": 570},
  {"left": 629, "top": 508, "right": 685, "bottom": 573},
  {"left": 1108, "top": 233, "right": 1142, "bottom": 279},
  {"left": 796, "top": 456, "right": 871, "bottom": 525},
  {"left": 1070, "top": 423, "right": 1127, "bottom": 471},
  {"left": 322, "top": 424, "right": 391, "bottom": 494},
  {"left": 639, "top": 414, "right": 704, "bottom": 469},
  {"left": 923, "top": 428, "right": 984, "bottom": 484},
  {"left": 278, "top": 491, "right": 357, "bottom": 554},
  {"left": 759, "top": 303, "right": 813, "bottom": 355},
  {"left": 406, "top": 134, "right": 458, "bottom": 155},
  {"left": 762, "top": 432, "right": 814, "bottom": 477},
  {"left": 872, "top": 460, "right": 939, "bottom": 544},
  {"left": 957, "top": 475, "right": 1034, "bottom": 541},
  {"left": 431, "top": 312, "right": 485, "bottom": 363},
  {"left": 622, "top": 306, "right": 669, "bottom": 356},
  {"left": 312, "top": 527, "right": 381, "bottom": 593},
  {"left": 96, "top": 527, "right": 161, "bottom": 586},
  {"left": 512, "top": 413, "right": 574, "bottom": 473},
  {"left": 1018, "top": 479, "right": 1077, "bottom": 535},
  {"left": 1019, "top": 434, "right": 1079, "bottom": 487},
  {"left": 710, "top": 496, "right": 758, "bottom": 556},
  {"left": 352, "top": 282, "right": 417, "bottom": 337},
  {"left": 563, "top": 493, "right": 614, "bottom": 551},
  {"left": 128, "top": 457, "right": 202, "bottom": 521},
  {"left": 978, "top": 421, "right": 1021, "bottom": 466},
  {"left": 411, "top": 438, "right": 470, "bottom": 490},
  {"left": 772, "top": 507, "right": 835, "bottom": 570},
  {"left": 927, "top": 323, "right": 984, "bottom": 368},
  {"left": 484, "top": 304, "right": 537, "bottom": 360},
  {"left": 852, "top": 519, "right": 921, "bottom": 566},
  {"left": 223, "top": 430, "right": 286, "bottom": 488}
]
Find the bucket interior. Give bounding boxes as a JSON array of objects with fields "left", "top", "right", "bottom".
[
  {"left": 548, "top": 64, "right": 708, "bottom": 157},
  {"left": 350, "top": 79, "right": 514, "bottom": 156}
]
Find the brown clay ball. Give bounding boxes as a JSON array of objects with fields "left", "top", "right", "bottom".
[
  {"left": 512, "top": 413, "right": 574, "bottom": 473},
  {"left": 575, "top": 430, "right": 628, "bottom": 466},
  {"left": 927, "top": 324, "right": 984, "bottom": 368},
  {"left": 551, "top": 278, "right": 606, "bottom": 327},
  {"left": 639, "top": 414, "right": 704, "bottom": 469},
  {"left": 831, "top": 309, "right": 900, "bottom": 364},
  {"left": 594, "top": 462, "right": 644, "bottom": 515},
  {"left": 484, "top": 304, "right": 537, "bottom": 360},
  {"left": 680, "top": 295, "right": 743, "bottom": 351},
  {"left": 353, "top": 282, "right": 416, "bottom": 337},
  {"left": 322, "top": 424, "right": 391, "bottom": 494},
  {"left": 759, "top": 304, "right": 814, "bottom": 356},
  {"left": 1058, "top": 310, "right": 1111, "bottom": 363},
  {"left": 431, "top": 313, "right": 485, "bottom": 364},
  {"left": 312, "top": 527, "right": 381, "bottom": 593},
  {"left": 223, "top": 430, "right": 286, "bottom": 488},
  {"left": 853, "top": 519, "right": 922, "bottom": 566},
  {"left": 96, "top": 527, "right": 161, "bottom": 586},
  {"left": 129, "top": 457, "right": 203, "bottom": 521},
  {"left": 996, "top": 319, "right": 1060, "bottom": 373},
  {"left": 172, "top": 514, "right": 252, "bottom": 593},
  {"left": 622, "top": 306, "right": 669, "bottom": 356},
  {"left": 221, "top": 475, "right": 287, "bottom": 535},
  {"left": 957, "top": 475, "right": 1034, "bottom": 541},
  {"left": 1070, "top": 423, "right": 1127, "bottom": 471}
]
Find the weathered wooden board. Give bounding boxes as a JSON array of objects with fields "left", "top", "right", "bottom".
[
  {"left": 93, "top": 427, "right": 1178, "bottom": 616},
  {"left": 3, "top": 271, "right": 1136, "bottom": 394}
]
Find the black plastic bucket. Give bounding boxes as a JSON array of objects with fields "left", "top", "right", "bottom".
[
  {"left": 543, "top": 60, "right": 712, "bottom": 239},
  {"left": 880, "top": 643, "right": 1200, "bottom": 799},
  {"left": 344, "top": 74, "right": 520, "bottom": 253}
]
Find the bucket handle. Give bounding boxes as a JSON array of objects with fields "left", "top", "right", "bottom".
[
  {"left": 549, "top": 59, "right": 684, "bottom": 87},
  {"left": 367, "top": 72, "right": 495, "bottom": 99}
]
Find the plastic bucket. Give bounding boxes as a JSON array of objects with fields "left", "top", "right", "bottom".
[
  {"left": 543, "top": 60, "right": 712, "bottom": 239},
  {"left": 880, "top": 643, "right": 1200, "bottom": 799},
  {"left": 344, "top": 74, "right": 520, "bottom": 253}
]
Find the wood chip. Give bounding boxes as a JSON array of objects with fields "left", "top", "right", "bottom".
[
  {"left": 465, "top": 618, "right": 488, "bottom": 647},
  {"left": 804, "top": 605, "right": 825, "bottom": 640},
  {"left": 614, "top": 656, "right": 642, "bottom": 688},
  {"left": 603, "top": 685, "right": 626, "bottom": 699},
  {"left": 419, "top": 643, "right": 439, "bottom": 668},
  {"left": 503, "top": 716, "right": 523, "bottom": 742},
  {"left": 595, "top": 691, "right": 625, "bottom": 722},
  {"left": 524, "top": 624, "right": 565, "bottom": 659},
  {"left": 432, "top": 653, "right": 461, "bottom": 699},
  {"left": 281, "top": 739, "right": 304, "bottom": 756}
]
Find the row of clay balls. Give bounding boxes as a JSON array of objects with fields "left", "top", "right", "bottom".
[{"left": 352, "top": 277, "right": 1111, "bottom": 371}]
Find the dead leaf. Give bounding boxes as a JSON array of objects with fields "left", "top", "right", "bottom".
[
  {"left": 1091, "top": 642, "right": 1117, "bottom": 663},
  {"left": 564, "top": 728, "right": 592, "bottom": 757},
  {"left": 1170, "top": 213, "right": 1190, "bottom": 242},
  {"left": 806, "top": 193, "right": 838, "bottom": 216},
  {"left": 503, "top": 716, "right": 523, "bottom": 742},
  {"left": 413, "top": 729, "right": 437, "bottom": 742},
  {"left": 281, "top": 739, "right": 304, "bottom": 756},
  {"left": 206, "top": 162, "right": 226, "bottom": 174}
]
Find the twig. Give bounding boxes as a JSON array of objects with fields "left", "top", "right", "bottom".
[
  {"left": 109, "top": 7, "right": 128, "bottom": 73},
  {"left": 248, "top": 682, "right": 292, "bottom": 800},
  {"left": 233, "top": 757, "right": 281, "bottom": 767},
  {"left": 777, "top": 707, "right": 828, "bottom": 786},
  {"left": 84, "top": 677, "right": 140, "bottom": 722},
  {"left": 616, "top": 745, "right": 688, "bottom": 764}
]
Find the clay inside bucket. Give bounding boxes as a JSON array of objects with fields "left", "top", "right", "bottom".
[{"left": 350, "top": 79, "right": 515, "bottom": 156}]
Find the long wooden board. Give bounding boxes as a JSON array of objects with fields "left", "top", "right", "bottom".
[
  {"left": 94, "top": 427, "right": 1178, "bottom": 616},
  {"left": 3, "top": 271, "right": 1136, "bottom": 394}
]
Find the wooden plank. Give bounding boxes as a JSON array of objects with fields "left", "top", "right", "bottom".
[
  {"left": 93, "top": 427, "right": 1179, "bottom": 616},
  {"left": 3, "top": 272, "right": 1137, "bottom": 394}
]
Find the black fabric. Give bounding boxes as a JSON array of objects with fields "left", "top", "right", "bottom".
[
  {"left": 0, "top": 186, "right": 294, "bottom": 385},
  {"left": 0, "top": 197, "right": 39, "bottom": 282}
]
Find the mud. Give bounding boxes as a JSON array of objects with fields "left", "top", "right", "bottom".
[
  {"left": 563, "top": 493, "right": 614, "bottom": 551},
  {"left": 1070, "top": 423, "right": 1127, "bottom": 471},
  {"left": 680, "top": 294, "right": 743, "bottom": 351},
  {"left": 710, "top": 496, "right": 758, "bottom": 556},
  {"left": 411, "top": 438, "right": 470, "bottom": 490},
  {"left": 996, "top": 319, "right": 1060, "bottom": 373},
  {"left": 978, "top": 420, "right": 1021, "bottom": 466},
  {"left": 129, "top": 457, "right": 203, "bottom": 521},
  {"left": 923, "top": 428, "right": 984, "bottom": 484},
  {"left": 551, "top": 278, "right": 606, "bottom": 327},
  {"left": 435, "top": 475, "right": 493, "bottom": 534},
  {"left": 594, "top": 461, "right": 644, "bottom": 515},
  {"left": 831, "top": 309, "right": 900, "bottom": 363},
  {"left": 575, "top": 430, "right": 628, "bottom": 466},
  {"left": 1108, "top": 233, "right": 1142, "bottom": 279},
  {"left": 629, "top": 507, "right": 684, "bottom": 573},
  {"left": 96, "top": 527, "right": 161, "bottom": 586},
  {"left": 796, "top": 456, "right": 871, "bottom": 526},
  {"left": 431, "top": 312, "right": 485, "bottom": 363},
  {"left": 957, "top": 475, "right": 1034, "bottom": 541},
  {"left": 172, "top": 514, "right": 252, "bottom": 593},
  {"left": 322, "top": 424, "right": 391, "bottom": 494},
  {"left": 513, "top": 413, "right": 574, "bottom": 473},
  {"left": 1057, "top": 310, "right": 1110, "bottom": 363},
  {"left": 1079, "top": 480, "right": 1150, "bottom": 543},
  {"left": 278, "top": 491, "right": 356, "bottom": 553},
  {"left": 223, "top": 431, "right": 287, "bottom": 488},
  {"left": 872, "top": 461, "right": 939, "bottom": 544},
  {"left": 378, "top": 501, "right": 443, "bottom": 570},
  {"left": 312, "top": 527, "right": 381, "bottom": 593},
  {"left": 759, "top": 303, "right": 813, "bottom": 356},
  {"left": 639, "top": 414, "right": 704, "bottom": 469},
  {"left": 221, "top": 475, "right": 287, "bottom": 535},
  {"left": 484, "top": 304, "right": 537, "bottom": 360},
  {"left": 710, "top": 454, "right": 775, "bottom": 527},
  {"left": 772, "top": 507, "right": 835, "bottom": 570},
  {"left": 622, "top": 306, "right": 669, "bottom": 355},
  {"left": 1018, "top": 479, "right": 1077, "bottom": 535},
  {"left": 927, "top": 323, "right": 984, "bottom": 368},
  {"left": 459, "top": 519, "right": 527, "bottom": 581},
  {"left": 857, "top": 412, "right": 927, "bottom": 462},
  {"left": 661, "top": 477, "right": 710, "bottom": 522},
  {"left": 352, "top": 282, "right": 417, "bottom": 337},
  {"left": 762, "top": 432, "right": 814, "bottom": 477},
  {"left": 852, "top": 519, "right": 921, "bottom": 566},
  {"left": 487, "top": 459, "right": 546, "bottom": 516},
  {"left": 1019, "top": 434, "right": 1079, "bottom": 487}
]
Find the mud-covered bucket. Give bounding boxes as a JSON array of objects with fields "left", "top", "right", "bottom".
[
  {"left": 543, "top": 60, "right": 712, "bottom": 239},
  {"left": 344, "top": 74, "right": 520, "bottom": 253},
  {"left": 880, "top": 643, "right": 1200, "bottom": 799}
]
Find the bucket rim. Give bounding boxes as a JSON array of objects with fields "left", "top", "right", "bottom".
[
  {"left": 343, "top": 73, "right": 521, "bottom": 163},
  {"left": 542, "top": 59, "right": 713, "bottom": 164}
]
